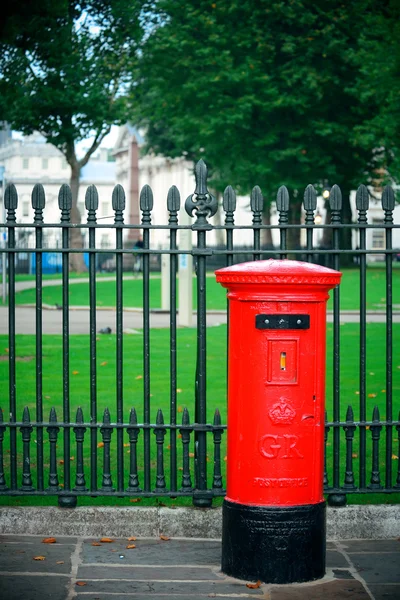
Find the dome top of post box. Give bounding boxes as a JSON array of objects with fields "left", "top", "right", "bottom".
[{"left": 215, "top": 259, "right": 341, "bottom": 289}]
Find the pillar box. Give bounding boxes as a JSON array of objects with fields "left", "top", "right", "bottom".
[{"left": 215, "top": 259, "right": 341, "bottom": 584}]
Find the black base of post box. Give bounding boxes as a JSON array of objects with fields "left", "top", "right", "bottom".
[{"left": 221, "top": 499, "right": 326, "bottom": 584}]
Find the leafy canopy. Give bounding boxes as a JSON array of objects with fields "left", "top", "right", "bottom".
[
  {"left": 134, "top": 0, "right": 393, "bottom": 202},
  {"left": 0, "top": 0, "right": 144, "bottom": 168}
]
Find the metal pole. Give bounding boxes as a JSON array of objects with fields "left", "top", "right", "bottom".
[{"left": 1, "top": 171, "right": 7, "bottom": 305}]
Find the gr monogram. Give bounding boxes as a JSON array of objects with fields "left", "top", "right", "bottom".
[{"left": 259, "top": 434, "right": 304, "bottom": 459}]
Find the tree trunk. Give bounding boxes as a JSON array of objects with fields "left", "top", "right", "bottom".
[
  {"left": 261, "top": 204, "right": 273, "bottom": 249},
  {"left": 288, "top": 193, "right": 302, "bottom": 253},
  {"left": 69, "top": 164, "right": 87, "bottom": 272}
]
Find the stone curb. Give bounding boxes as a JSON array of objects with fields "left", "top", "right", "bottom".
[{"left": 0, "top": 504, "right": 399, "bottom": 540}]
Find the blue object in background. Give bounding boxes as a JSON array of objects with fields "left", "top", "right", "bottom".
[{"left": 31, "top": 252, "right": 63, "bottom": 274}]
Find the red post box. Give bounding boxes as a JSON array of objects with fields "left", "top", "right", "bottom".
[{"left": 215, "top": 259, "right": 341, "bottom": 584}]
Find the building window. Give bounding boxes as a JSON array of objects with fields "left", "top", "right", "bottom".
[
  {"left": 101, "top": 202, "right": 108, "bottom": 216},
  {"left": 42, "top": 158, "right": 48, "bottom": 169},
  {"left": 23, "top": 158, "right": 29, "bottom": 169},
  {"left": 61, "top": 158, "right": 68, "bottom": 170},
  {"left": 372, "top": 220, "right": 385, "bottom": 249},
  {"left": 22, "top": 201, "right": 30, "bottom": 217}
]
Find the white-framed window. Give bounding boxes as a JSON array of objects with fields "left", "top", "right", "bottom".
[
  {"left": 372, "top": 219, "right": 385, "bottom": 249},
  {"left": 61, "top": 158, "right": 68, "bottom": 170},
  {"left": 22, "top": 201, "right": 30, "bottom": 217},
  {"left": 42, "top": 158, "right": 48, "bottom": 169},
  {"left": 22, "top": 158, "right": 29, "bottom": 169}
]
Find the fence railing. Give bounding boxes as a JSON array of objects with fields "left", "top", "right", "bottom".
[{"left": 0, "top": 160, "right": 399, "bottom": 507}]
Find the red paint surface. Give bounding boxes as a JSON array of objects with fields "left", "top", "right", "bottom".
[{"left": 215, "top": 260, "right": 341, "bottom": 507}]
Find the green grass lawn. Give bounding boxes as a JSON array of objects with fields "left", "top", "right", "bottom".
[
  {"left": 0, "top": 323, "right": 399, "bottom": 506},
  {"left": 3, "top": 268, "right": 400, "bottom": 311}
]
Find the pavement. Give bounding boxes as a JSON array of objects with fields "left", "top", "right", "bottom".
[
  {"left": 0, "top": 535, "right": 399, "bottom": 600},
  {"left": 0, "top": 273, "right": 399, "bottom": 334}
]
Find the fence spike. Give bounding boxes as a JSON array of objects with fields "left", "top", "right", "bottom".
[
  {"left": 76, "top": 406, "right": 84, "bottom": 424},
  {"left": 329, "top": 184, "right": 342, "bottom": 211},
  {"left": 303, "top": 184, "right": 317, "bottom": 211},
  {"left": 182, "top": 407, "right": 190, "bottom": 425},
  {"left": 156, "top": 408, "right": 164, "bottom": 425},
  {"left": 85, "top": 184, "right": 99, "bottom": 212},
  {"left": 103, "top": 407, "right": 111, "bottom": 425},
  {"left": 372, "top": 405, "right": 380, "bottom": 423},
  {"left": 140, "top": 184, "right": 154, "bottom": 212},
  {"left": 31, "top": 183, "right": 46, "bottom": 210},
  {"left": 4, "top": 183, "right": 18, "bottom": 210},
  {"left": 213, "top": 408, "right": 222, "bottom": 427},
  {"left": 381, "top": 185, "right": 395, "bottom": 211},
  {"left": 58, "top": 184, "right": 72, "bottom": 211},
  {"left": 129, "top": 407, "right": 138, "bottom": 425},
  {"left": 49, "top": 407, "right": 57, "bottom": 423},
  {"left": 345, "top": 405, "right": 354, "bottom": 422},
  {"left": 223, "top": 185, "right": 236, "bottom": 214},
  {"left": 276, "top": 186, "right": 289, "bottom": 212},
  {"left": 355, "top": 184, "right": 369, "bottom": 212},
  {"left": 22, "top": 406, "right": 31, "bottom": 423},
  {"left": 250, "top": 185, "right": 263, "bottom": 213},
  {"left": 112, "top": 184, "right": 126, "bottom": 212},
  {"left": 194, "top": 159, "right": 208, "bottom": 196},
  {"left": 167, "top": 185, "right": 181, "bottom": 213}
]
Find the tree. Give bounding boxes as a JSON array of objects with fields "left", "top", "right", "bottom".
[
  {"left": 134, "top": 0, "right": 388, "bottom": 252},
  {"left": 351, "top": 0, "right": 400, "bottom": 187},
  {"left": 0, "top": 0, "right": 144, "bottom": 270}
]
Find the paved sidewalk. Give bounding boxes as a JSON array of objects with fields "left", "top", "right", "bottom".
[{"left": 0, "top": 535, "right": 399, "bottom": 600}]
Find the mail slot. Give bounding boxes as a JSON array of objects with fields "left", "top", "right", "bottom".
[{"left": 215, "top": 259, "right": 341, "bottom": 584}]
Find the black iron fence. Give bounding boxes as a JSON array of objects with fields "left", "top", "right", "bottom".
[{"left": 0, "top": 160, "right": 399, "bottom": 507}]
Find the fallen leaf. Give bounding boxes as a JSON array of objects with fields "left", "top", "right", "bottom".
[
  {"left": 224, "top": 456, "right": 227, "bottom": 461},
  {"left": 369, "top": 372, "right": 375, "bottom": 376},
  {"left": 129, "top": 498, "right": 142, "bottom": 503},
  {"left": 246, "top": 580, "right": 261, "bottom": 589},
  {"left": 110, "top": 549, "right": 117, "bottom": 552},
  {"left": 124, "top": 443, "right": 130, "bottom": 447},
  {"left": 352, "top": 453, "right": 358, "bottom": 458},
  {"left": 368, "top": 393, "right": 377, "bottom": 398},
  {"left": 167, "top": 445, "right": 171, "bottom": 450},
  {"left": 392, "top": 455, "right": 399, "bottom": 460},
  {"left": 76, "top": 582, "right": 87, "bottom": 586},
  {"left": 189, "top": 452, "right": 195, "bottom": 458},
  {"left": 160, "top": 535, "right": 170, "bottom": 541},
  {"left": 4, "top": 348, "right": 9, "bottom": 353},
  {"left": 100, "top": 361, "right": 108, "bottom": 366},
  {"left": 135, "top": 375, "right": 143, "bottom": 380},
  {"left": 127, "top": 536, "right": 137, "bottom": 541},
  {"left": 366, "top": 425, "right": 370, "bottom": 430},
  {"left": 381, "top": 389, "right": 386, "bottom": 393},
  {"left": 33, "top": 556, "right": 46, "bottom": 561},
  {"left": 72, "top": 370, "right": 79, "bottom": 375},
  {"left": 100, "top": 537, "right": 114, "bottom": 543},
  {"left": 178, "top": 434, "right": 182, "bottom": 439},
  {"left": 56, "top": 561, "right": 64, "bottom": 565},
  {"left": 354, "top": 391, "right": 360, "bottom": 395},
  {"left": 177, "top": 406, "right": 183, "bottom": 413},
  {"left": 42, "top": 537, "right": 57, "bottom": 544},
  {"left": 178, "top": 467, "right": 183, "bottom": 471},
  {"left": 176, "top": 388, "right": 182, "bottom": 393},
  {"left": 70, "top": 456, "right": 75, "bottom": 461},
  {"left": 59, "top": 460, "right": 64, "bottom": 464},
  {"left": 45, "top": 395, "right": 51, "bottom": 399},
  {"left": 97, "top": 442, "right": 104, "bottom": 448},
  {"left": 91, "top": 542, "right": 102, "bottom": 546},
  {"left": 126, "top": 544, "right": 136, "bottom": 549}
]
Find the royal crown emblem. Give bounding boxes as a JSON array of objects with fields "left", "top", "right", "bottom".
[{"left": 268, "top": 398, "right": 296, "bottom": 425}]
